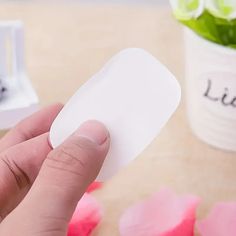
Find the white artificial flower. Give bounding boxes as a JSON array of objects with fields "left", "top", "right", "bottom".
[
  {"left": 169, "top": 0, "right": 205, "bottom": 20},
  {"left": 206, "top": 0, "right": 236, "bottom": 20}
]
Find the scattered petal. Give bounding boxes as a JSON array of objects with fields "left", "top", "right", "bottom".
[
  {"left": 119, "top": 188, "right": 200, "bottom": 236},
  {"left": 86, "top": 181, "right": 103, "bottom": 193},
  {"left": 68, "top": 193, "right": 103, "bottom": 236},
  {"left": 197, "top": 202, "right": 236, "bottom": 236}
]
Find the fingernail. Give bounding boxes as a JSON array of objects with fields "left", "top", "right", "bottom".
[{"left": 76, "top": 120, "right": 109, "bottom": 145}]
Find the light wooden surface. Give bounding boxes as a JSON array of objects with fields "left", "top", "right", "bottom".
[{"left": 0, "top": 3, "right": 236, "bottom": 235}]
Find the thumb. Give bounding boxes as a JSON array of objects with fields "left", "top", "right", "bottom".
[{"left": 7, "top": 120, "right": 110, "bottom": 235}]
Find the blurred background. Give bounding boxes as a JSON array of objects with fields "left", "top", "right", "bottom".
[{"left": 0, "top": 0, "right": 167, "bottom": 4}]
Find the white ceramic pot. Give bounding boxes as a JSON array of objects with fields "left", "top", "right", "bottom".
[{"left": 184, "top": 28, "right": 236, "bottom": 152}]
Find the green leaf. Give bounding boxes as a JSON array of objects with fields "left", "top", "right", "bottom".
[{"left": 180, "top": 10, "right": 236, "bottom": 49}]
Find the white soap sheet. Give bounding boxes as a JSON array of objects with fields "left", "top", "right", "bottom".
[{"left": 50, "top": 48, "right": 181, "bottom": 181}]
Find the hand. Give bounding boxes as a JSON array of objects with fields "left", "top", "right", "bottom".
[{"left": 0, "top": 104, "right": 110, "bottom": 236}]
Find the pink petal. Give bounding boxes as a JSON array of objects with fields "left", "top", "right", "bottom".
[
  {"left": 86, "top": 181, "right": 103, "bottom": 193},
  {"left": 119, "top": 188, "right": 200, "bottom": 236},
  {"left": 68, "top": 193, "right": 103, "bottom": 236},
  {"left": 197, "top": 202, "right": 236, "bottom": 236}
]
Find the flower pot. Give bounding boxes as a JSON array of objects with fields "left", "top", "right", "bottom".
[{"left": 184, "top": 28, "right": 236, "bottom": 152}]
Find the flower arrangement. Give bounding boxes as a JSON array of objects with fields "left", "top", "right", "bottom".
[{"left": 170, "top": 0, "right": 236, "bottom": 48}]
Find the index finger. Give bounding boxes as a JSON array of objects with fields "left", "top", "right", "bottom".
[{"left": 0, "top": 103, "right": 63, "bottom": 152}]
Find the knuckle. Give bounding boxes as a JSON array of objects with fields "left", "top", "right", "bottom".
[
  {"left": 48, "top": 143, "right": 87, "bottom": 166},
  {"left": 0, "top": 152, "right": 31, "bottom": 189},
  {"left": 45, "top": 143, "right": 88, "bottom": 177},
  {"left": 36, "top": 215, "right": 67, "bottom": 234}
]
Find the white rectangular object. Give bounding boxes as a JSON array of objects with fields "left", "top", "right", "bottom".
[
  {"left": 0, "top": 21, "right": 39, "bottom": 130},
  {"left": 50, "top": 48, "right": 181, "bottom": 181}
]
